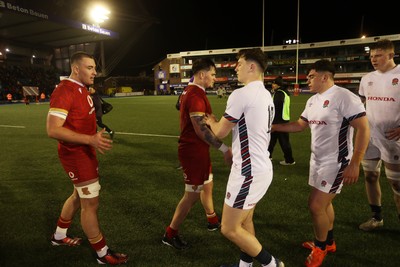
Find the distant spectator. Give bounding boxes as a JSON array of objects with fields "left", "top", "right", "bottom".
[
  {"left": 89, "top": 87, "right": 114, "bottom": 139},
  {"left": 268, "top": 76, "right": 295, "bottom": 165},
  {"left": 216, "top": 85, "right": 224, "bottom": 98}
]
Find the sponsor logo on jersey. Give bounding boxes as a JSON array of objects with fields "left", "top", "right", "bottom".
[
  {"left": 367, "top": 96, "right": 396, "bottom": 101},
  {"left": 68, "top": 171, "right": 78, "bottom": 181},
  {"left": 308, "top": 120, "right": 327, "bottom": 125}
]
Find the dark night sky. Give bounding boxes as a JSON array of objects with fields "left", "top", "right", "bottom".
[{"left": 34, "top": 0, "right": 400, "bottom": 75}]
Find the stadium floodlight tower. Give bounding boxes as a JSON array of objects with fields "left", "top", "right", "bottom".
[{"left": 88, "top": 4, "right": 111, "bottom": 77}]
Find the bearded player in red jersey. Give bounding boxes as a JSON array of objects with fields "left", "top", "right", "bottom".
[
  {"left": 47, "top": 51, "right": 128, "bottom": 265},
  {"left": 162, "top": 58, "right": 232, "bottom": 250}
]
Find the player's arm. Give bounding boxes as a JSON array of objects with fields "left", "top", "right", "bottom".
[
  {"left": 190, "top": 113, "right": 232, "bottom": 163},
  {"left": 272, "top": 118, "right": 308, "bottom": 133},
  {"left": 46, "top": 114, "right": 112, "bottom": 154},
  {"left": 343, "top": 115, "right": 370, "bottom": 184},
  {"left": 204, "top": 114, "right": 235, "bottom": 140}
]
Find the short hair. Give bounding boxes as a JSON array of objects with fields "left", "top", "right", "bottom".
[
  {"left": 191, "top": 58, "right": 216, "bottom": 75},
  {"left": 70, "top": 51, "right": 94, "bottom": 65},
  {"left": 308, "top": 59, "right": 336, "bottom": 76},
  {"left": 272, "top": 76, "right": 284, "bottom": 86},
  {"left": 237, "top": 48, "right": 267, "bottom": 72},
  {"left": 370, "top": 39, "right": 394, "bottom": 51}
]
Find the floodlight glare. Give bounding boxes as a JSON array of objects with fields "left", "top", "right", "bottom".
[{"left": 90, "top": 5, "right": 110, "bottom": 24}]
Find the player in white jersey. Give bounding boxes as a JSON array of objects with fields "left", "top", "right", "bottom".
[
  {"left": 358, "top": 39, "right": 400, "bottom": 231},
  {"left": 273, "top": 59, "right": 369, "bottom": 267},
  {"left": 206, "top": 48, "right": 284, "bottom": 267}
]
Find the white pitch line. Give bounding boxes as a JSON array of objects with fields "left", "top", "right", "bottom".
[
  {"left": 116, "top": 132, "right": 179, "bottom": 138},
  {"left": 0, "top": 124, "right": 26, "bottom": 128}
]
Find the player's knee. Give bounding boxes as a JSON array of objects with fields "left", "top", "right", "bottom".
[
  {"left": 75, "top": 181, "right": 101, "bottom": 199},
  {"left": 385, "top": 168, "right": 400, "bottom": 196},
  {"left": 362, "top": 159, "right": 381, "bottom": 172},
  {"left": 362, "top": 159, "right": 382, "bottom": 182}
]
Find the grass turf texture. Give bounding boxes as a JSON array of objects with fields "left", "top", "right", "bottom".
[{"left": 0, "top": 94, "right": 398, "bottom": 267}]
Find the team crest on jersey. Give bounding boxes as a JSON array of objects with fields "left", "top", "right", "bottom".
[
  {"left": 392, "top": 78, "right": 399, "bottom": 86},
  {"left": 191, "top": 185, "right": 199, "bottom": 192},
  {"left": 321, "top": 180, "right": 327, "bottom": 187},
  {"left": 226, "top": 192, "right": 231, "bottom": 200},
  {"left": 323, "top": 100, "right": 329, "bottom": 108}
]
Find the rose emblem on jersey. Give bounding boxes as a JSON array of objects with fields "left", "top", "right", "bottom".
[
  {"left": 226, "top": 192, "right": 231, "bottom": 200},
  {"left": 321, "top": 180, "right": 327, "bottom": 187},
  {"left": 192, "top": 185, "right": 199, "bottom": 192},
  {"left": 392, "top": 78, "right": 399, "bottom": 86},
  {"left": 323, "top": 100, "right": 329, "bottom": 108}
]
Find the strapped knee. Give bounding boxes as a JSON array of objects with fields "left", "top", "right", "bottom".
[
  {"left": 185, "top": 183, "right": 203, "bottom": 193},
  {"left": 362, "top": 159, "right": 382, "bottom": 172},
  {"left": 75, "top": 181, "right": 101, "bottom": 198},
  {"left": 384, "top": 168, "right": 400, "bottom": 196}
]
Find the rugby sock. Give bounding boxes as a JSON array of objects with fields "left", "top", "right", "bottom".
[
  {"left": 166, "top": 226, "right": 178, "bottom": 238},
  {"left": 254, "top": 248, "right": 272, "bottom": 265},
  {"left": 89, "top": 232, "right": 107, "bottom": 252},
  {"left": 96, "top": 245, "right": 109, "bottom": 258},
  {"left": 370, "top": 204, "right": 382, "bottom": 220},
  {"left": 327, "top": 229, "right": 334, "bottom": 245},
  {"left": 239, "top": 251, "right": 253, "bottom": 266},
  {"left": 314, "top": 239, "right": 327, "bottom": 250},
  {"left": 54, "top": 216, "right": 71, "bottom": 240},
  {"left": 54, "top": 227, "right": 67, "bottom": 240},
  {"left": 206, "top": 212, "right": 219, "bottom": 224}
]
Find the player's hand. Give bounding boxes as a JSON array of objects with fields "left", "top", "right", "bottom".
[
  {"left": 204, "top": 113, "right": 217, "bottom": 126},
  {"left": 89, "top": 128, "right": 113, "bottom": 154},
  {"left": 223, "top": 147, "right": 233, "bottom": 166},
  {"left": 385, "top": 127, "right": 400, "bottom": 141},
  {"left": 342, "top": 162, "right": 360, "bottom": 185}
]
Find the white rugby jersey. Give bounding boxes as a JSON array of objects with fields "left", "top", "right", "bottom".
[
  {"left": 223, "top": 80, "right": 274, "bottom": 176},
  {"left": 301, "top": 85, "right": 366, "bottom": 164},
  {"left": 359, "top": 65, "right": 400, "bottom": 140}
]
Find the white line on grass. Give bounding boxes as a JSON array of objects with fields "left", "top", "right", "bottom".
[
  {"left": 0, "top": 124, "right": 26, "bottom": 128},
  {"left": 116, "top": 132, "right": 179, "bottom": 138}
]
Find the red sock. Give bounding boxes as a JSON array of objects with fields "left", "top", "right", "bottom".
[
  {"left": 57, "top": 216, "right": 72, "bottom": 229},
  {"left": 89, "top": 233, "right": 107, "bottom": 251},
  {"left": 166, "top": 226, "right": 178, "bottom": 238},
  {"left": 207, "top": 212, "right": 219, "bottom": 224}
]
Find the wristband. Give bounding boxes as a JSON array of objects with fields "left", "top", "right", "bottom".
[{"left": 218, "top": 143, "right": 229, "bottom": 153}]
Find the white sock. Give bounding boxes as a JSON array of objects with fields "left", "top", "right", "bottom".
[
  {"left": 97, "top": 245, "right": 109, "bottom": 258},
  {"left": 54, "top": 227, "right": 67, "bottom": 240}
]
